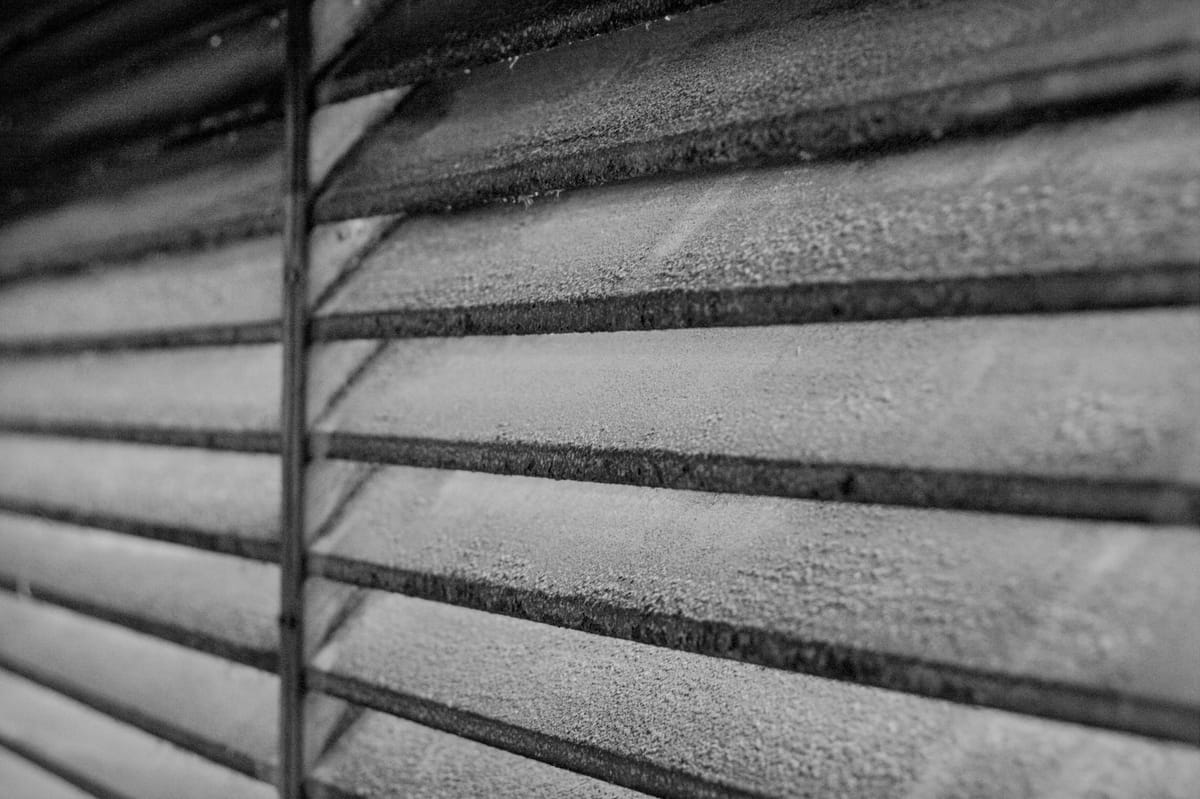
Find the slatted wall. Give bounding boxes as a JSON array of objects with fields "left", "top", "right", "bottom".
[{"left": 1, "top": 1, "right": 1198, "bottom": 797}]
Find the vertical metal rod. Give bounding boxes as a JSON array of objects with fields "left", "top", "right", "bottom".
[{"left": 279, "top": 1, "right": 311, "bottom": 797}]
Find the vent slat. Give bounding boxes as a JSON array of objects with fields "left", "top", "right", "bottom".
[
  {"left": 0, "top": 669, "right": 276, "bottom": 799},
  {"left": 0, "top": 747, "right": 92, "bottom": 799},
  {"left": 314, "top": 309, "right": 1200, "bottom": 522},
  {"left": 0, "top": 592, "right": 280, "bottom": 778},
  {"left": 310, "top": 463, "right": 1200, "bottom": 738},
  {"left": 314, "top": 102, "right": 1200, "bottom": 340},
  {"left": 0, "top": 513, "right": 278, "bottom": 669},
  {"left": 310, "top": 588, "right": 1200, "bottom": 798}
]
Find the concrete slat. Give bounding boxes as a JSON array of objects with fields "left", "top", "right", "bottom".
[
  {"left": 310, "top": 589, "right": 1200, "bottom": 799},
  {"left": 315, "top": 309, "right": 1200, "bottom": 523},
  {"left": 0, "top": 512, "right": 278, "bottom": 669},
  {"left": 311, "top": 464, "right": 1200, "bottom": 740},
  {"left": 317, "top": 101, "right": 1200, "bottom": 339},
  {"left": 0, "top": 669, "right": 275, "bottom": 799},
  {"left": 316, "top": 0, "right": 1200, "bottom": 222}
]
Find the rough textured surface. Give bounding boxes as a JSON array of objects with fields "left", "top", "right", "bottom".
[
  {"left": 0, "top": 215, "right": 396, "bottom": 351},
  {"left": 310, "top": 707, "right": 649, "bottom": 799},
  {"left": 7, "top": 0, "right": 1199, "bottom": 275},
  {"left": 0, "top": 344, "right": 280, "bottom": 442},
  {"left": 0, "top": 340, "right": 372, "bottom": 445},
  {"left": 317, "top": 0, "right": 1200, "bottom": 221},
  {"left": 0, "top": 592, "right": 278, "bottom": 778},
  {"left": 0, "top": 669, "right": 275, "bottom": 799},
  {"left": 0, "top": 88, "right": 403, "bottom": 279},
  {"left": 316, "top": 309, "right": 1200, "bottom": 522},
  {"left": 0, "top": 747, "right": 92, "bottom": 799},
  {"left": 0, "top": 434, "right": 279, "bottom": 559},
  {"left": 0, "top": 512, "right": 278, "bottom": 669},
  {"left": 317, "top": 102, "right": 1200, "bottom": 338},
  {"left": 311, "top": 464, "right": 1200, "bottom": 741},
  {"left": 323, "top": 0, "right": 718, "bottom": 101},
  {"left": 311, "top": 589, "right": 1200, "bottom": 799}
]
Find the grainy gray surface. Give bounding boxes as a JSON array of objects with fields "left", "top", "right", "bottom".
[
  {"left": 0, "top": 89, "right": 401, "bottom": 279},
  {"left": 0, "top": 435, "right": 279, "bottom": 558},
  {"left": 311, "top": 589, "right": 1200, "bottom": 799},
  {"left": 316, "top": 309, "right": 1200, "bottom": 521},
  {"left": 311, "top": 707, "right": 651, "bottom": 799},
  {"left": 0, "top": 592, "right": 279, "bottom": 777},
  {"left": 317, "top": 0, "right": 1200, "bottom": 220},
  {"left": 3, "top": 0, "right": 1196, "bottom": 275},
  {"left": 0, "top": 669, "right": 275, "bottom": 799},
  {"left": 0, "top": 339, "right": 377, "bottom": 443},
  {"left": 310, "top": 464, "right": 1200, "bottom": 738},
  {"left": 0, "top": 746, "right": 92, "bottom": 799},
  {"left": 317, "top": 102, "right": 1200, "bottom": 337},
  {"left": 0, "top": 513, "right": 278, "bottom": 668},
  {"left": 0, "top": 215, "right": 395, "bottom": 350}
]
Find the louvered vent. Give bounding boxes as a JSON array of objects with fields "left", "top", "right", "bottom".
[{"left": 1, "top": 1, "right": 1197, "bottom": 797}]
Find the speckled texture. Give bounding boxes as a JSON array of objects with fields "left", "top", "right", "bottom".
[
  {"left": 0, "top": 435, "right": 279, "bottom": 559},
  {"left": 0, "top": 747, "right": 92, "bottom": 799},
  {"left": 316, "top": 309, "right": 1200, "bottom": 522},
  {"left": 0, "top": 592, "right": 277, "bottom": 778},
  {"left": 0, "top": 344, "right": 280, "bottom": 439},
  {"left": 311, "top": 589, "right": 1200, "bottom": 798},
  {"left": 0, "top": 670, "right": 275, "bottom": 799},
  {"left": 0, "top": 214, "right": 397, "bottom": 352},
  {"left": 323, "top": 0, "right": 718, "bottom": 100},
  {"left": 0, "top": 87, "right": 403, "bottom": 279},
  {"left": 310, "top": 707, "right": 649, "bottom": 799},
  {"left": 310, "top": 464, "right": 1200, "bottom": 740},
  {"left": 0, "top": 512, "right": 278, "bottom": 668},
  {"left": 0, "top": 340, "right": 378, "bottom": 443},
  {"left": 317, "top": 0, "right": 1200, "bottom": 221},
  {"left": 5, "top": 0, "right": 1198, "bottom": 275},
  {"left": 316, "top": 102, "right": 1200, "bottom": 337}
]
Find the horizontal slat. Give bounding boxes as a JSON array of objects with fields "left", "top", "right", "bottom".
[
  {"left": 316, "top": 101, "right": 1200, "bottom": 339},
  {"left": 6, "top": 0, "right": 1198, "bottom": 276},
  {"left": 0, "top": 513, "right": 278, "bottom": 668},
  {"left": 311, "top": 465, "right": 1200, "bottom": 740},
  {"left": 315, "top": 309, "right": 1200, "bottom": 523},
  {"left": 311, "top": 589, "right": 1200, "bottom": 798},
  {"left": 0, "top": 747, "right": 92, "bottom": 799},
  {"left": 321, "top": 0, "right": 718, "bottom": 101},
  {"left": 310, "top": 706, "right": 647, "bottom": 799},
  {"left": 0, "top": 339, "right": 374, "bottom": 446},
  {"left": 0, "top": 434, "right": 369, "bottom": 558},
  {"left": 0, "top": 215, "right": 396, "bottom": 352},
  {"left": 316, "top": 0, "right": 1200, "bottom": 222},
  {"left": 0, "top": 90, "right": 402, "bottom": 280},
  {"left": 0, "top": 435, "right": 279, "bottom": 558},
  {"left": 0, "top": 592, "right": 278, "bottom": 778},
  {"left": 0, "top": 669, "right": 275, "bottom": 799},
  {"left": 0, "top": 344, "right": 279, "bottom": 445}
]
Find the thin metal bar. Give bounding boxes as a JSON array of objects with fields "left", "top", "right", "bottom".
[{"left": 279, "top": 0, "right": 312, "bottom": 797}]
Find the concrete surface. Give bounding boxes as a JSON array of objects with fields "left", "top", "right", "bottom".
[
  {"left": 317, "top": 0, "right": 1200, "bottom": 221},
  {"left": 0, "top": 88, "right": 403, "bottom": 279},
  {"left": 0, "top": 434, "right": 280, "bottom": 559},
  {"left": 316, "top": 309, "right": 1200, "bottom": 523},
  {"left": 310, "top": 706, "right": 650, "bottom": 799},
  {"left": 0, "top": 669, "right": 275, "bottom": 799},
  {"left": 0, "top": 512, "right": 278, "bottom": 669},
  {"left": 0, "top": 747, "right": 92, "bottom": 799},
  {"left": 310, "top": 463, "right": 1200, "bottom": 740},
  {"left": 310, "top": 589, "right": 1200, "bottom": 799},
  {"left": 316, "top": 101, "right": 1200, "bottom": 339},
  {"left": 4, "top": 0, "right": 1197, "bottom": 275},
  {"left": 0, "top": 339, "right": 377, "bottom": 445},
  {"left": 0, "top": 215, "right": 396, "bottom": 351},
  {"left": 0, "top": 591, "right": 278, "bottom": 778}
]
